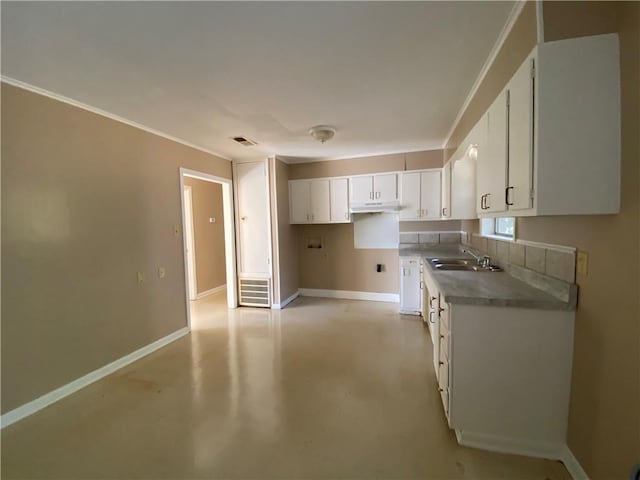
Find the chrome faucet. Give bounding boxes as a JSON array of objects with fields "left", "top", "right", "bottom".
[{"left": 480, "top": 255, "right": 491, "bottom": 268}]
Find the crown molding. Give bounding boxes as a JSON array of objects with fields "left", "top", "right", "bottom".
[
  {"left": 1, "top": 76, "right": 232, "bottom": 161},
  {"left": 442, "top": 0, "right": 528, "bottom": 150}
]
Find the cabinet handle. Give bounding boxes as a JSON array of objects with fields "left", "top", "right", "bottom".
[
  {"left": 429, "top": 296, "right": 437, "bottom": 308},
  {"left": 344, "top": 212, "right": 348, "bottom": 220},
  {"left": 439, "top": 388, "right": 444, "bottom": 392},
  {"left": 423, "top": 209, "right": 427, "bottom": 217},
  {"left": 442, "top": 207, "right": 447, "bottom": 216},
  {"left": 420, "top": 281, "right": 424, "bottom": 290},
  {"left": 376, "top": 191, "right": 381, "bottom": 199},
  {"left": 485, "top": 193, "right": 491, "bottom": 209},
  {"left": 440, "top": 334, "right": 444, "bottom": 339},
  {"left": 480, "top": 194, "right": 485, "bottom": 210},
  {"left": 506, "top": 186, "right": 514, "bottom": 206},
  {"left": 439, "top": 306, "right": 445, "bottom": 314},
  {"left": 417, "top": 209, "right": 421, "bottom": 217},
  {"left": 439, "top": 361, "right": 444, "bottom": 366},
  {"left": 429, "top": 312, "right": 436, "bottom": 324}
]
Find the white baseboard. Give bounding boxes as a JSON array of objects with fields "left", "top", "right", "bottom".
[
  {"left": 272, "top": 290, "right": 300, "bottom": 310},
  {"left": 1, "top": 327, "right": 190, "bottom": 429},
  {"left": 455, "top": 430, "right": 564, "bottom": 461},
  {"left": 560, "top": 445, "right": 590, "bottom": 480},
  {"left": 299, "top": 288, "right": 399, "bottom": 303},
  {"left": 196, "top": 284, "right": 226, "bottom": 299}
]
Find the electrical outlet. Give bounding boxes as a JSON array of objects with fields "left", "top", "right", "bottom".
[
  {"left": 137, "top": 271, "right": 145, "bottom": 284},
  {"left": 576, "top": 251, "right": 588, "bottom": 275},
  {"left": 158, "top": 267, "right": 166, "bottom": 279},
  {"left": 209, "top": 217, "right": 216, "bottom": 223}
]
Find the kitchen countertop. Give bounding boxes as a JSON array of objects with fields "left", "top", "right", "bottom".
[{"left": 400, "top": 245, "right": 576, "bottom": 311}]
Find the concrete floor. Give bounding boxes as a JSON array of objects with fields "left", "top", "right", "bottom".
[{"left": 1, "top": 293, "right": 570, "bottom": 479}]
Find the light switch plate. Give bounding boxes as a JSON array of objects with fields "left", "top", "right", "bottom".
[
  {"left": 158, "top": 267, "right": 166, "bottom": 279},
  {"left": 137, "top": 272, "right": 145, "bottom": 284},
  {"left": 576, "top": 251, "right": 588, "bottom": 275}
]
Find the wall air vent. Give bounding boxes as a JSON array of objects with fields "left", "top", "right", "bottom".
[{"left": 231, "top": 136, "right": 258, "bottom": 147}]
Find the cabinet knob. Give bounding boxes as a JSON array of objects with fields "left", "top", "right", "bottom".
[
  {"left": 439, "top": 361, "right": 444, "bottom": 365},
  {"left": 440, "top": 334, "right": 444, "bottom": 339},
  {"left": 439, "top": 388, "right": 444, "bottom": 392}
]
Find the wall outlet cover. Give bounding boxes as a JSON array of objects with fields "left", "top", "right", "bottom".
[{"left": 576, "top": 251, "right": 588, "bottom": 275}]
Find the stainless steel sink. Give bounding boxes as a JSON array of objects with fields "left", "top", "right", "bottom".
[
  {"left": 434, "top": 264, "right": 476, "bottom": 271},
  {"left": 429, "top": 258, "right": 473, "bottom": 266}
]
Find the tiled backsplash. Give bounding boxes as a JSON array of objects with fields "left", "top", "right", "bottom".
[
  {"left": 400, "top": 232, "right": 463, "bottom": 245},
  {"left": 467, "top": 233, "right": 577, "bottom": 284}
]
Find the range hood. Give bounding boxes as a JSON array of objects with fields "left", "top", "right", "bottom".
[{"left": 349, "top": 200, "right": 401, "bottom": 214}]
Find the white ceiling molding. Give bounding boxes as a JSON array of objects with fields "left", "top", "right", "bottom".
[
  {"left": 1, "top": 76, "right": 233, "bottom": 162},
  {"left": 442, "top": 0, "right": 528, "bottom": 150},
  {"left": 536, "top": 0, "right": 545, "bottom": 43}
]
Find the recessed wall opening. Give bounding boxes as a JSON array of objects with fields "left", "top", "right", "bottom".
[{"left": 179, "top": 168, "right": 238, "bottom": 330}]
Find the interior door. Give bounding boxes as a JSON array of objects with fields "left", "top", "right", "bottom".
[
  {"left": 508, "top": 56, "right": 535, "bottom": 211},
  {"left": 330, "top": 178, "right": 349, "bottom": 222},
  {"left": 420, "top": 170, "right": 441, "bottom": 219},
  {"left": 484, "top": 91, "right": 509, "bottom": 213},
  {"left": 374, "top": 173, "right": 398, "bottom": 202},
  {"left": 400, "top": 172, "right": 421, "bottom": 220},
  {"left": 309, "top": 179, "right": 330, "bottom": 222},
  {"left": 350, "top": 176, "right": 373, "bottom": 204},
  {"left": 236, "top": 161, "right": 270, "bottom": 275},
  {"left": 289, "top": 180, "right": 310, "bottom": 223}
]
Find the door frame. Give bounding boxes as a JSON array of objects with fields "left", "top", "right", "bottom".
[
  {"left": 183, "top": 185, "right": 198, "bottom": 300},
  {"left": 179, "top": 168, "right": 238, "bottom": 329}
]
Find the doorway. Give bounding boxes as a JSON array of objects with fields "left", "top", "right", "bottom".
[{"left": 179, "top": 168, "right": 237, "bottom": 330}]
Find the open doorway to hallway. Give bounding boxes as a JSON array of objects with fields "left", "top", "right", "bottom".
[{"left": 180, "top": 169, "right": 237, "bottom": 330}]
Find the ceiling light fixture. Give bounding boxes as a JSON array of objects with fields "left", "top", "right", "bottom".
[{"left": 309, "top": 125, "right": 337, "bottom": 143}]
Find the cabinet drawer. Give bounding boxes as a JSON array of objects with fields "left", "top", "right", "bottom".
[
  {"left": 440, "top": 302, "right": 450, "bottom": 331},
  {"left": 438, "top": 358, "right": 449, "bottom": 391},
  {"left": 439, "top": 330, "right": 450, "bottom": 363}
]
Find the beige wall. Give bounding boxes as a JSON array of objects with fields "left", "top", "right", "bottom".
[
  {"left": 446, "top": 3, "right": 639, "bottom": 477},
  {"left": 297, "top": 224, "right": 399, "bottom": 294},
  {"left": 291, "top": 150, "right": 443, "bottom": 294},
  {"left": 444, "top": 1, "right": 537, "bottom": 160},
  {"left": 183, "top": 177, "right": 226, "bottom": 294},
  {"left": 1, "top": 83, "right": 232, "bottom": 413},
  {"left": 274, "top": 158, "right": 299, "bottom": 302},
  {"left": 533, "top": 3, "right": 638, "bottom": 478},
  {"left": 289, "top": 149, "right": 444, "bottom": 180}
]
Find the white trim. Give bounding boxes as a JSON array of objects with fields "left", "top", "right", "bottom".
[
  {"left": 442, "top": 0, "right": 528, "bottom": 149},
  {"left": 559, "top": 445, "right": 590, "bottom": 480},
  {"left": 455, "top": 430, "right": 564, "bottom": 461},
  {"left": 1, "top": 327, "right": 189, "bottom": 429},
  {"left": 179, "top": 168, "right": 238, "bottom": 321},
  {"left": 1, "top": 76, "right": 232, "bottom": 161},
  {"left": 299, "top": 288, "right": 399, "bottom": 303},
  {"left": 536, "top": 0, "right": 545, "bottom": 44},
  {"left": 195, "top": 284, "right": 227, "bottom": 299},
  {"left": 183, "top": 185, "right": 198, "bottom": 300},
  {"left": 272, "top": 290, "right": 300, "bottom": 310},
  {"left": 268, "top": 157, "right": 282, "bottom": 306}
]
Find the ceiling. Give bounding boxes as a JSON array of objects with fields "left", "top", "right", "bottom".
[{"left": 1, "top": 1, "right": 515, "bottom": 162}]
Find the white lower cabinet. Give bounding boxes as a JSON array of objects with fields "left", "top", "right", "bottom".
[
  {"left": 445, "top": 302, "right": 574, "bottom": 456},
  {"left": 423, "top": 267, "right": 575, "bottom": 457},
  {"left": 399, "top": 257, "right": 421, "bottom": 315}
]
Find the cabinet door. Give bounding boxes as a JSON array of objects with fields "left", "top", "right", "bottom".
[
  {"left": 483, "top": 91, "right": 509, "bottom": 213},
  {"left": 236, "top": 161, "right": 271, "bottom": 274},
  {"left": 508, "top": 56, "right": 535, "bottom": 211},
  {"left": 400, "top": 258, "right": 421, "bottom": 313},
  {"left": 374, "top": 173, "right": 398, "bottom": 202},
  {"left": 400, "top": 172, "right": 421, "bottom": 220},
  {"left": 441, "top": 162, "right": 452, "bottom": 218},
  {"left": 309, "top": 179, "right": 330, "bottom": 223},
  {"left": 289, "top": 180, "right": 310, "bottom": 224},
  {"left": 349, "top": 176, "right": 373, "bottom": 203},
  {"left": 420, "top": 170, "right": 441, "bottom": 219},
  {"left": 330, "top": 178, "right": 350, "bottom": 222}
]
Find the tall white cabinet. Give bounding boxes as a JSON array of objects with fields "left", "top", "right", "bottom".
[{"left": 234, "top": 160, "right": 272, "bottom": 307}]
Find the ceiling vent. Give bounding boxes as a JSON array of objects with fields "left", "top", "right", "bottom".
[{"left": 231, "top": 136, "right": 258, "bottom": 147}]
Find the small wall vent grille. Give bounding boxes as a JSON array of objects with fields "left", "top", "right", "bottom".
[{"left": 239, "top": 278, "right": 270, "bottom": 307}]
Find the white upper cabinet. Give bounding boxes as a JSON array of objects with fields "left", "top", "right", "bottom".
[
  {"left": 349, "top": 173, "right": 398, "bottom": 204},
  {"left": 399, "top": 170, "right": 441, "bottom": 220},
  {"left": 441, "top": 161, "right": 452, "bottom": 218},
  {"left": 476, "top": 33, "right": 621, "bottom": 217},
  {"left": 290, "top": 180, "right": 311, "bottom": 223},
  {"left": 330, "top": 178, "right": 350, "bottom": 223},
  {"left": 349, "top": 176, "right": 374, "bottom": 204},
  {"left": 478, "top": 91, "right": 508, "bottom": 214},
  {"left": 310, "top": 179, "right": 330, "bottom": 223},
  {"left": 400, "top": 172, "right": 421, "bottom": 220},
  {"left": 507, "top": 56, "right": 534, "bottom": 211},
  {"left": 420, "top": 171, "right": 441, "bottom": 219},
  {"left": 289, "top": 179, "right": 330, "bottom": 224},
  {"left": 375, "top": 174, "right": 398, "bottom": 202}
]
